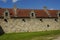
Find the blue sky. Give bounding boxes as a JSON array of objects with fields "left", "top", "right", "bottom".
[{"left": 0, "top": 0, "right": 60, "bottom": 10}]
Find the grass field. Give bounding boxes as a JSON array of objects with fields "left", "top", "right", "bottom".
[{"left": 0, "top": 30, "right": 60, "bottom": 40}]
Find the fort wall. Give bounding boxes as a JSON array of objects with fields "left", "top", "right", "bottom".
[{"left": 0, "top": 18, "right": 60, "bottom": 33}]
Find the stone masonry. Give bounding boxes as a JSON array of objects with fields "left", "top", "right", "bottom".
[{"left": 0, "top": 18, "right": 60, "bottom": 33}]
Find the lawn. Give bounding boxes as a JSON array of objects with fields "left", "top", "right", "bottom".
[{"left": 0, "top": 30, "right": 60, "bottom": 40}]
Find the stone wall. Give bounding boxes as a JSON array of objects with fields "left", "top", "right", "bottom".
[{"left": 0, "top": 18, "right": 60, "bottom": 33}]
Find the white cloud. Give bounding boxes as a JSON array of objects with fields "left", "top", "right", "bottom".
[
  {"left": 2, "top": 0, "right": 7, "bottom": 3},
  {"left": 49, "top": 8, "right": 54, "bottom": 10},
  {"left": 12, "top": 0, "right": 18, "bottom": 3}
]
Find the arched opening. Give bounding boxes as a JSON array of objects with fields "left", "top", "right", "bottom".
[
  {"left": 40, "top": 19, "right": 43, "bottom": 22},
  {"left": 4, "top": 19, "right": 8, "bottom": 22},
  {"left": 22, "top": 19, "right": 25, "bottom": 22},
  {"left": 59, "top": 13, "right": 60, "bottom": 17},
  {"left": 55, "top": 18, "right": 58, "bottom": 22},
  {"left": 5, "top": 12, "right": 8, "bottom": 17},
  {"left": 47, "top": 24, "right": 50, "bottom": 27},
  {"left": 31, "top": 13, "right": 34, "bottom": 17}
]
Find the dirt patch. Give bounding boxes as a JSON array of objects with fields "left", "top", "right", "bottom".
[
  {"left": 31, "top": 36, "right": 54, "bottom": 40},
  {"left": 53, "top": 36, "right": 60, "bottom": 40},
  {"left": 31, "top": 35, "right": 60, "bottom": 40}
]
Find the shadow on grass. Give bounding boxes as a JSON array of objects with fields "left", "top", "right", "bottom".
[{"left": 0, "top": 25, "right": 5, "bottom": 36}]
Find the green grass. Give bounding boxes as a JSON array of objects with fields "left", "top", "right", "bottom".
[{"left": 0, "top": 30, "right": 60, "bottom": 40}]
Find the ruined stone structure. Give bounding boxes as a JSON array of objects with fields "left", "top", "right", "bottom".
[{"left": 0, "top": 7, "right": 60, "bottom": 33}]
